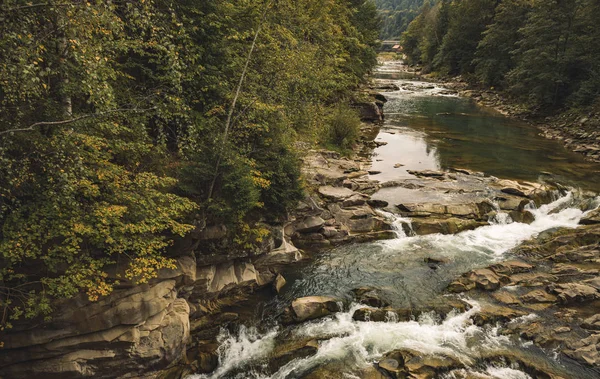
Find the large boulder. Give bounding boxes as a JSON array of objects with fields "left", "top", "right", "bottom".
[
  {"left": 318, "top": 186, "right": 356, "bottom": 201},
  {"left": 351, "top": 287, "right": 391, "bottom": 308},
  {"left": 397, "top": 201, "right": 494, "bottom": 221},
  {"left": 564, "top": 334, "right": 600, "bottom": 367},
  {"left": 352, "top": 102, "right": 383, "bottom": 122},
  {"left": 521, "top": 289, "right": 557, "bottom": 303},
  {"left": 267, "top": 339, "right": 319, "bottom": 372},
  {"left": 466, "top": 269, "right": 510, "bottom": 290},
  {"left": 548, "top": 282, "right": 599, "bottom": 303},
  {"left": 448, "top": 267, "right": 511, "bottom": 293},
  {"left": 410, "top": 218, "right": 488, "bottom": 236},
  {"left": 194, "top": 260, "right": 259, "bottom": 299},
  {"left": 495, "top": 179, "right": 554, "bottom": 204},
  {"left": 282, "top": 296, "right": 342, "bottom": 324},
  {"left": 471, "top": 303, "right": 527, "bottom": 326},
  {"left": 157, "top": 255, "right": 197, "bottom": 285},
  {"left": 376, "top": 349, "right": 462, "bottom": 379}
]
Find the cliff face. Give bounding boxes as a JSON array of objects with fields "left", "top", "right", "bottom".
[
  {"left": 0, "top": 233, "right": 302, "bottom": 378},
  {"left": 0, "top": 279, "right": 190, "bottom": 378}
]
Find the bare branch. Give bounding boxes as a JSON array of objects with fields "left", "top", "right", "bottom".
[{"left": 0, "top": 107, "right": 157, "bottom": 136}]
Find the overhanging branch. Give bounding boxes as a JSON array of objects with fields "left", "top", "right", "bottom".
[{"left": 0, "top": 107, "right": 157, "bottom": 136}]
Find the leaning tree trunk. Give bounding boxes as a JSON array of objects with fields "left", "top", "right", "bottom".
[{"left": 206, "top": 1, "right": 272, "bottom": 202}]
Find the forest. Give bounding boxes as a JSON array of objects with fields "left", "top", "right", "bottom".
[
  {"left": 401, "top": 0, "right": 600, "bottom": 111},
  {"left": 376, "top": 0, "right": 425, "bottom": 40},
  {"left": 0, "top": 0, "right": 379, "bottom": 328}
]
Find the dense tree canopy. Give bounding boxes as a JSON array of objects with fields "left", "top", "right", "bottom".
[
  {"left": 0, "top": 0, "right": 379, "bottom": 329},
  {"left": 375, "top": 0, "right": 426, "bottom": 40},
  {"left": 401, "top": 0, "right": 600, "bottom": 110}
]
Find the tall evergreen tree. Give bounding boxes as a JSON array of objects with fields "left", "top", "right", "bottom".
[
  {"left": 474, "top": 0, "right": 532, "bottom": 87},
  {"left": 433, "top": 0, "right": 498, "bottom": 75},
  {"left": 507, "top": 0, "right": 583, "bottom": 107}
]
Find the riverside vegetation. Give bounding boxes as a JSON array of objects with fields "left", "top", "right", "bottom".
[
  {"left": 0, "top": 0, "right": 378, "bottom": 345},
  {"left": 399, "top": 0, "right": 600, "bottom": 159},
  {"left": 1, "top": 1, "right": 600, "bottom": 379}
]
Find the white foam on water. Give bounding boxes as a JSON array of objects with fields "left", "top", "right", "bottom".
[
  {"left": 376, "top": 209, "right": 412, "bottom": 237},
  {"left": 442, "top": 366, "right": 533, "bottom": 379},
  {"left": 485, "top": 366, "right": 533, "bottom": 379},
  {"left": 189, "top": 326, "right": 278, "bottom": 379},
  {"left": 189, "top": 193, "right": 597, "bottom": 379},
  {"left": 378, "top": 192, "right": 586, "bottom": 261},
  {"left": 191, "top": 301, "right": 534, "bottom": 379}
]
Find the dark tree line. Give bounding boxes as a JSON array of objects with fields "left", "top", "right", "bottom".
[
  {"left": 402, "top": 0, "right": 600, "bottom": 110},
  {"left": 376, "top": 0, "right": 427, "bottom": 39}
]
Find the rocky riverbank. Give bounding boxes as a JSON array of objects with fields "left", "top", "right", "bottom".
[
  {"left": 251, "top": 178, "right": 600, "bottom": 378},
  {"left": 0, "top": 93, "right": 392, "bottom": 379},
  {"left": 447, "top": 211, "right": 600, "bottom": 370}
]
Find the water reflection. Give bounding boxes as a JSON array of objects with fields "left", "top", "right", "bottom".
[{"left": 373, "top": 79, "right": 600, "bottom": 191}]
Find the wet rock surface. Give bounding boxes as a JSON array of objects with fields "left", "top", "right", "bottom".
[
  {"left": 282, "top": 296, "right": 343, "bottom": 324},
  {"left": 447, "top": 223, "right": 600, "bottom": 369},
  {"left": 372, "top": 166, "right": 559, "bottom": 236},
  {"left": 292, "top": 136, "right": 397, "bottom": 249}
]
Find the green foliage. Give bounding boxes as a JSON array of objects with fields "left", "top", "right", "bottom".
[
  {"left": 474, "top": 0, "right": 532, "bottom": 87},
  {"left": 400, "top": 1, "right": 449, "bottom": 70},
  {"left": 325, "top": 104, "right": 362, "bottom": 150},
  {"left": 0, "top": 0, "right": 380, "bottom": 329},
  {"left": 507, "top": 0, "right": 582, "bottom": 106},
  {"left": 399, "top": 0, "right": 600, "bottom": 111},
  {"left": 375, "top": 0, "right": 427, "bottom": 39},
  {"left": 433, "top": 0, "right": 497, "bottom": 75}
]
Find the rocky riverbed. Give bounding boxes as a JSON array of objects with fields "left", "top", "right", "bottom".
[
  {"left": 179, "top": 61, "right": 600, "bottom": 379},
  {"left": 3, "top": 62, "right": 599, "bottom": 379},
  {"left": 0, "top": 91, "right": 393, "bottom": 379}
]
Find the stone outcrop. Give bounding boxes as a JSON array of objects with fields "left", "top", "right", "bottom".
[
  {"left": 377, "top": 169, "right": 559, "bottom": 236},
  {"left": 352, "top": 101, "right": 384, "bottom": 123},
  {"left": 0, "top": 280, "right": 190, "bottom": 378},
  {"left": 292, "top": 148, "right": 395, "bottom": 249},
  {"left": 0, "top": 90, "right": 397, "bottom": 379},
  {"left": 410, "top": 217, "right": 488, "bottom": 236},
  {"left": 376, "top": 349, "right": 462, "bottom": 379},
  {"left": 282, "top": 296, "right": 343, "bottom": 324},
  {"left": 0, "top": 223, "right": 308, "bottom": 379},
  {"left": 581, "top": 208, "right": 600, "bottom": 225},
  {"left": 447, "top": 223, "right": 600, "bottom": 370}
]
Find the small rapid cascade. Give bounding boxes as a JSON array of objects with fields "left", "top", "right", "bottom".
[
  {"left": 379, "top": 192, "right": 587, "bottom": 262},
  {"left": 442, "top": 366, "right": 533, "bottom": 379},
  {"left": 188, "top": 59, "right": 600, "bottom": 379},
  {"left": 190, "top": 302, "right": 538, "bottom": 379},
  {"left": 190, "top": 192, "right": 598, "bottom": 379},
  {"left": 375, "top": 209, "right": 412, "bottom": 237}
]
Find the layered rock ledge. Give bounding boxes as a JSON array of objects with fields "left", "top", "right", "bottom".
[{"left": 447, "top": 222, "right": 600, "bottom": 369}]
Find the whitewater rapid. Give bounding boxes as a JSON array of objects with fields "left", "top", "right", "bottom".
[{"left": 189, "top": 193, "right": 599, "bottom": 379}]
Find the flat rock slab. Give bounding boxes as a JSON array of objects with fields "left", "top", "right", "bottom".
[
  {"left": 318, "top": 186, "right": 356, "bottom": 201},
  {"left": 295, "top": 216, "right": 325, "bottom": 233},
  {"left": 581, "top": 208, "right": 600, "bottom": 225},
  {"left": 407, "top": 169, "right": 446, "bottom": 178}
]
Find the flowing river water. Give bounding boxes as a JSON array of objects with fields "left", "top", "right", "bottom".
[{"left": 190, "top": 61, "right": 600, "bottom": 379}]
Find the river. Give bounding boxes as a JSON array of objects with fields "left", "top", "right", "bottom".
[{"left": 189, "top": 61, "right": 600, "bottom": 379}]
